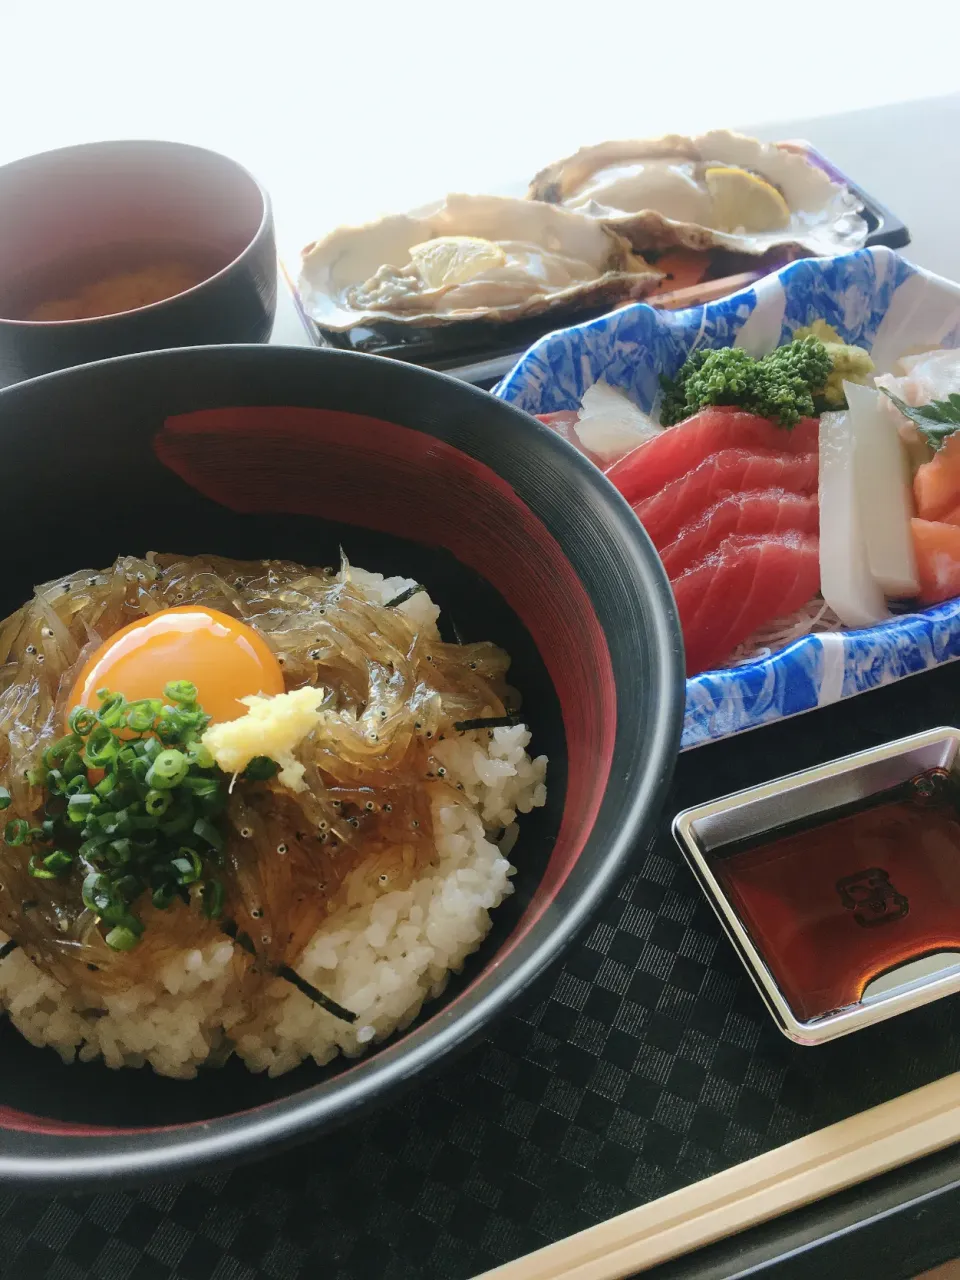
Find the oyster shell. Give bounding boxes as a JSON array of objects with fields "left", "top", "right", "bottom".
[
  {"left": 528, "top": 131, "right": 868, "bottom": 258},
  {"left": 298, "top": 193, "right": 662, "bottom": 330}
]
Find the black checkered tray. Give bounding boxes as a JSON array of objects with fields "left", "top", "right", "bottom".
[{"left": 6, "top": 657, "right": 960, "bottom": 1280}]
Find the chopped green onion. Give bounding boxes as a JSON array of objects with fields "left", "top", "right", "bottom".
[
  {"left": 0, "top": 788, "right": 11, "bottom": 812},
  {"left": 186, "top": 742, "right": 214, "bottom": 769},
  {"left": 201, "top": 878, "right": 225, "bottom": 919},
  {"left": 243, "top": 756, "right": 279, "bottom": 782},
  {"left": 43, "top": 735, "right": 83, "bottom": 769},
  {"left": 110, "top": 874, "right": 139, "bottom": 904},
  {"left": 61, "top": 751, "right": 86, "bottom": 781},
  {"left": 82, "top": 871, "right": 111, "bottom": 914},
  {"left": 105, "top": 926, "right": 140, "bottom": 951},
  {"left": 144, "top": 789, "right": 171, "bottom": 817},
  {"left": 84, "top": 725, "right": 119, "bottom": 767},
  {"left": 183, "top": 775, "right": 219, "bottom": 798},
  {"left": 192, "top": 817, "right": 223, "bottom": 852},
  {"left": 95, "top": 692, "right": 128, "bottom": 728},
  {"left": 31, "top": 683, "right": 233, "bottom": 950},
  {"left": 159, "top": 795, "right": 194, "bottom": 830},
  {"left": 146, "top": 749, "right": 188, "bottom": 789},
  {"left": 164, "top": 680, "right": 198, "bottom": 705},
  {"left": 152, "top": 883, "right": 176, "bottom": 910},
  {"left": 68, "top": 707, "right": 98, "bottom": 736},
  {"left": 4, "top": 819, "right": 31, "bottom": 846},
  {"left": 45, "top": 769, "right": 66, "bottom": 796},
  {"left": 40, "top": 850, "right": 72, "bottom": 876},
  {"left": 79, "top": 835, "right": 108, "bottom": 861},
  {"left": 125, "top": 699, "right": 161, "bottom": 732},
  {"left": 66, "top": 793, "right": 98, "bottom": 825},
  {"left": 94, "top": 773, "right": 117, "bottom": 799},
  {"left": 172, "top": 847, "right": 202, "bottom": 885},
  {"left": 105, "top": 838, "right": 132, "bottom": 866}
]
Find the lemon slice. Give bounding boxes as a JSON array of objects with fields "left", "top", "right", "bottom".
[
  {"left": 703, "top": 166, "right": 791, "bottom": 234},
  {"left": 409, "top": 236, "right": 507, "bottom": 290}
]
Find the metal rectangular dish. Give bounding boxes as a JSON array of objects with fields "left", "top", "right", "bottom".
[{"left": 673, "top": 727, "right": 960, "bottom": 1044}]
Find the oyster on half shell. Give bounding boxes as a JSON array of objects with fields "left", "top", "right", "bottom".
[
  {"left": 528, "top": 131, "right": 868, "bottom": 258},
  {"left": 298, "top": 193, "right": 662, "bottom": 330}
]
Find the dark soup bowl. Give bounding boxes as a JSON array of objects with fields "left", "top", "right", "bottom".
[
  {"left": 0, "top": 141, "right": 276, "bottom": 385},
  {"left": 0, "top": 345, "right": 682, "bottom": 1188}
]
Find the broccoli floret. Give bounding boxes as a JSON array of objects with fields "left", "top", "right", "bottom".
[{"left": 660, "top": 334, "right": 836, "bottom": 428}]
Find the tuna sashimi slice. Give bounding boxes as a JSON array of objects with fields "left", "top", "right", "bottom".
[
  {"left": 659, "top": 489, "right": 819, "bottom": 578},
  {"left": 673, "top": 532, "right": 821, "bottom": 676},
  {"left": 607, "top": 407, "right": 820, "bottom": 506},
  {"left": 634, "top": 449, "right": 819, "bottom": 549}
]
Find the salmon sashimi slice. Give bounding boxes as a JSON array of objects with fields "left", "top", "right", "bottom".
[
  {"left": 606, "top": 406, "right": 820, "bottom": 506},
  {"left": 914, "top": 434, "right": 960, "bottom": 521},
  {"left": 659, "top": 489, "right": 820, "bottom": 578},
  {"left": 673, "top": 532, "right": 821, "bottom": 676},
  {"left": 634, "top": 449, "right": 819, "bottom": 548},
  {"left": 911, "top": 518, "right": 960, "bottom": 605}
]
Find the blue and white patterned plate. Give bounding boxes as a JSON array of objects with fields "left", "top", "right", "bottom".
[{"left": 494, "top": 248, "right": 960, "bottom": 749}]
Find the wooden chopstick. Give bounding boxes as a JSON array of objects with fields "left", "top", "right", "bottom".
[{"left": 478, "top": 1070, "right": 960, "bottom": 1280}]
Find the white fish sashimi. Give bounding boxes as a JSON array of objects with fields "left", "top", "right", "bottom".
[
  {"left": 575, "top": 380, "right": 661, "bottom": 465},
  {"left": 875, "top": 347, "right": 960, "bottom": 451},
  {"left": 882, "top": 347, "right": 960, "bottom": 400},
  {"left": 819, "top": 407, "right": 890, "bottom": 628},
  {"left": 845, "top": 381, "right": 918, "bottom": 598}
]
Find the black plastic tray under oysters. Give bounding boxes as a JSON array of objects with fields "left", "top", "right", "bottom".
[{"left": 289, "top": 142, "right": 911, "bottom": 390}]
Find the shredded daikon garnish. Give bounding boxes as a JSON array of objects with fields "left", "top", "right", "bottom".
[{"left": 723, "top": 598, "right": 845, "bottom": 667}]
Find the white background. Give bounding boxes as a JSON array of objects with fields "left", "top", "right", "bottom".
[
  {"left": 3, "top": 2, "right": 960, "bottom": 278},
  {"left": 4, "top": 6, "right": 959, "bottom": 233}
]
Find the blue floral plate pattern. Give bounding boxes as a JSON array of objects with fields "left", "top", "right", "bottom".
[{"left": 494, "top": 248, "right": 960, "bottom": 749}]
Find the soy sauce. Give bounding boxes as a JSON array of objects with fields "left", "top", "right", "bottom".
[{"left": 711, "top": 769, "right": 960, "bottom": 1020}]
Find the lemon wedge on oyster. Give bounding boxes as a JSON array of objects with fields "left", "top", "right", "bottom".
[
  {"left": 703, "top": 166, "right": 791, "bottom": 234},
  {"left": 409, "top": 236, "right": 508, "bottom": 290}
]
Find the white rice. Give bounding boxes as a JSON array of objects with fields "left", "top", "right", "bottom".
[{"left": 0, "top": 569, "right": 547, "bottom": 1078}]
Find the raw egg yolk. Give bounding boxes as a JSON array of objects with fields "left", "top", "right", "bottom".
[{"left": 67, "top": 606, "right": 285, "bottom": 726}]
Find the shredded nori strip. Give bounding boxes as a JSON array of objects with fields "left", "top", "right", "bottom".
[
  {"left": 0, "top": 939, "right": 17, "bottom": 962},
  {"left": 454, "top": 715, "right": 520, "bottom": 732},
  {"left": 221, "top": 918, "right": 357, "bottom": 1024},
  {"left": 276, "top": 964, "right": 357, "bottom": 1023},
  {"left": 384, "top": 584, "right": 424, "bottom": 608}
]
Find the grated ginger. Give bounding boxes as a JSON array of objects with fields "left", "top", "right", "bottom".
[{"left": 201, "top": 687, "right": 326, "bottom": 792}]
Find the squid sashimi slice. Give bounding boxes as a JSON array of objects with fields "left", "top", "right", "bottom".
[
  {"left": 819, "top": 407, "right": 889, "bottom": 628},
  {"left": 634, "top": 449, "right": 818, "bottom": 548},
  {"left": 673, "top": 532, "right": 821, "bottom": 677},
  {"left": 911, "top": 519, "right": 960, "bottom": 605},
  {"left": 846, "top": 382, "right": 918, "bottom": 598},
  {"left": 607, "top": 406, "right": 820, "bottom": 506},
  {"left": 659, "top": 489, "right": 819, "bottom": 578}
]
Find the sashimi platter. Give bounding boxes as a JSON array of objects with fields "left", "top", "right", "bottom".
[{"left": 496, "top": 247, "right": 960, "bottom": 748}]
